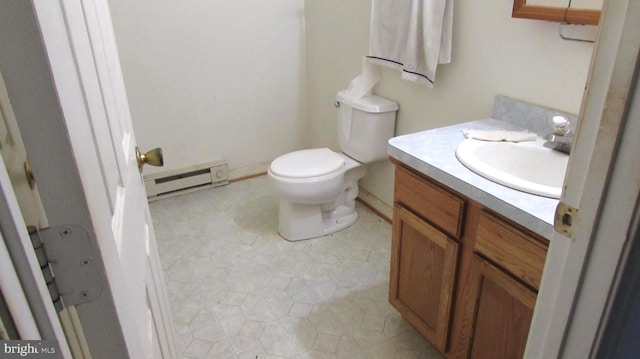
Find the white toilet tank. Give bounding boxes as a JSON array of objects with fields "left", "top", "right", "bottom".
[{"left": 336, "top": 91, "right": 398, "bottom": 163}]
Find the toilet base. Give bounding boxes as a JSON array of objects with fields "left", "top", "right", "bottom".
[
  {"left": 277, "top": 201, "right": 359, "bottom": 241},
  {"left": 271, "top": 156, "right": 365, "bottom": 241}
]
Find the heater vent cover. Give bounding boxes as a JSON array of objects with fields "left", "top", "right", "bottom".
[{"left": 144, "top": 160, "right": 228, "bottom": 200}]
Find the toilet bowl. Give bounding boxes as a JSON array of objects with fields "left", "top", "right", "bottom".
[
  {"left": 269, "top": 149, "right": 366, "bottom": 241},
  {"left": 269, "top": 92, "right": 398, "bottom": 241}
]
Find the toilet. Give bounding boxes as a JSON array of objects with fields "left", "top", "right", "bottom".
[{"left": 268, "top": 91, "right": 398, "bottom": 241}]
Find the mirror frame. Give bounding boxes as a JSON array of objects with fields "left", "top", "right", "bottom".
[{"left": 512, "top": 0, "right": 600, "bottom": 25}]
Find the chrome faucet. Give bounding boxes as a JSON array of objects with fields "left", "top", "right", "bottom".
[{"left": 544, "top": 116, "right": 573, "bottom": 154}]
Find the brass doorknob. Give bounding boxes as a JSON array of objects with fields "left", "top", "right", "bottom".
[{"left": 135, "top": 147, "right": 164, "bottom": 171}]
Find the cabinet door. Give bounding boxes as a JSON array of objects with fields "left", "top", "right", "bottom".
[
  {"left": 458, "top": 254, "right": 537, "bottom": 358},
  {"left": 389, "top": 205, "right": 459, "bottom": 352}
]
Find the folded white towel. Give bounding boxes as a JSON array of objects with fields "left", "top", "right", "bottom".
[
  {"left": 368, "top": 0, "right": 454, "bottom": 88},
  {"left": 462, "top": 129, "right": 537, "bottom": 142}
]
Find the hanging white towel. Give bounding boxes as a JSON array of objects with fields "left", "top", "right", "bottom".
[{"left": 368, "top": 0, "right": 453, "bottom": 87}]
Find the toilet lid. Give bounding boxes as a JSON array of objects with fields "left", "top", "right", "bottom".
[{"left": 271, "top": 148, "right": 345, "bottom": 178}]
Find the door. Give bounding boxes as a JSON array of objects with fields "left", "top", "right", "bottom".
[{"left": 31, "top": 0, "right": 176, "bottom": 357}]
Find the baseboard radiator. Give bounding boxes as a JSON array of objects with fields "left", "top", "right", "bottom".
[{"left": 144, "top": 160, "right": 228, "bottom": 200}]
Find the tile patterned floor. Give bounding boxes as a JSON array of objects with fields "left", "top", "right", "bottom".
[{"left": 150, "top": 175, "right": 442, "bottom": 359}]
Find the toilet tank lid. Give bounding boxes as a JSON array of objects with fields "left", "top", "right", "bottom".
[
  {"left": 270, "top": 148, "right": 345, "bottom": 178},
  {"left": 337, "top": 91, "right": 399, "bottom": 113}
]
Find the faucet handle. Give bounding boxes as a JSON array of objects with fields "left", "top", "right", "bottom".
[{"left": 550, "top": 116, "right": 570, "bottom": 135}]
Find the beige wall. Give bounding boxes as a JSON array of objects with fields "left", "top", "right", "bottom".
[
  {"left": 111, "top": 0, "right": 594, "bottom": 207},
  {"left": 305, "top": 0, "right": 595, "bottom": 206},
  {"left": 109, "top": 0, "right": 308, "bottom": 177}
]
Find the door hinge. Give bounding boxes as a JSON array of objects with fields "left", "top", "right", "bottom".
[
  {"left": 28, "top": 225, "right": 103, "bottom": 312},
  {"left": 554, "top": 202, "right": 579, "bottom": 237}
]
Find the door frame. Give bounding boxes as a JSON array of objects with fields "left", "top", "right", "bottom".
[
  {"left": 526, "top": 0, "right": 640, "bottom": 357},
  {"left": 0, "top": 157, "right": 67, "bottom": 349}
]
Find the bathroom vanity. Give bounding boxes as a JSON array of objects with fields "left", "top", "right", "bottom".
[{"left": 388, "top": 117, "right": 561, "bottom": 358}]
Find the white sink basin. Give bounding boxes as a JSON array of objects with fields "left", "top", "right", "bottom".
[{"left": 456, "top": 138, "right": 569, "bottom": 198}]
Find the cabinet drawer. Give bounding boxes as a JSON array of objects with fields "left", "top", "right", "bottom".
[
  {"left": 475, "top": 211, "right": 548, "bottom": 289},
  {"left": 395, "top": 165, "right": 465, "bottom": 238}
]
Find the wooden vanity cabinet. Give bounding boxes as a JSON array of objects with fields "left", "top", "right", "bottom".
[{"left": 390, "top": 162, "right": 549, "bottom": 358}]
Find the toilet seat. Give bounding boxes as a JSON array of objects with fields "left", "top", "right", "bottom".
[{"left": 270, "top": 148, "right": 345, "bottom": 178}]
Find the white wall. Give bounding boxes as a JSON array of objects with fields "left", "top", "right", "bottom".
[
  {"left": 305, "top": 0, "right": 595, "bottom": 207},
  {"left": 108, "top": 0, "right": 307, "bottom": 177},
  {"left": 110, "top": 0, "right": 594, "bottom": 208}
]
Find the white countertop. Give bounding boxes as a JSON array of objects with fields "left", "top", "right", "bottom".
[{"left": 388, "top": 118, "right": 558, "bottom": 240}]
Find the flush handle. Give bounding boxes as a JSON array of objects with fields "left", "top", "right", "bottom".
[{"left": 135, "top": 147, "right": 164, "bottom": 172}]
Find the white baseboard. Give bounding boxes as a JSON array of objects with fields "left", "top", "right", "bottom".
[
  {"left": 228, "top": 162, "right": 270, "bottom": 181},
  {"left": 357, "top": 186, "right": 393, "bottom": 222}
]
